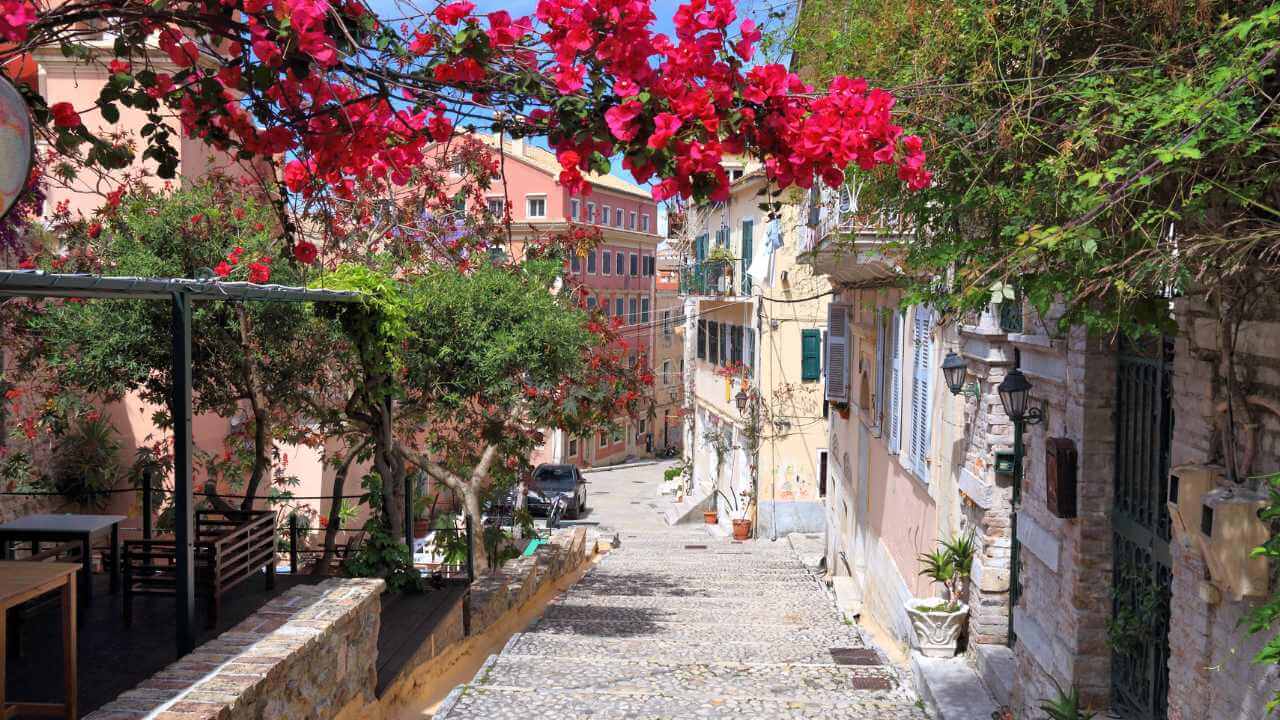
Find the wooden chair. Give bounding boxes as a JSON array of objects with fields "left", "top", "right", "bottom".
[{"left": 122, "top": 510, "right": 276, "bottom": 628}]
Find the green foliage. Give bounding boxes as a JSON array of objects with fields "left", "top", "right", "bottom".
[
  {"left": 344, "top": 471, "right": 422, "bottom": 592},
  {"left": 1038, "top": 679, "right": 1097, "bottom": 720},
  {"left": 45, "top": 415, "right": 122, "bottom": 508},
  {"left": 917, "top": 533, "right": 975, "bottom": 609},
  {"left": 787, "top": 0, "right": 1280, "bottom": 335},
  {"left": 1244, "top": 472, "right": 1280, "bottom": 713}
]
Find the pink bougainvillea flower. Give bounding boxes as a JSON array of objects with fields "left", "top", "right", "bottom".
[
  {"left": 647, "top": 113, "right": 682, "bottom": 149},
  {"left": 283, "top": 160, "right": 311, "bottom": 193},
  {"left": 434, "top": 1, "right": 474, "bottom": 25},
  {"left": 87, "top": 222, "right": 102, "bottom": 239},
  {"left": 50, "top": 102, "right": 80, "bottom": 128},
  {"left": 734, "top": 19, "right": 760, "bottom": 60},
  {"left": 408, "top": 32, "right": 436, "bottom": 55},
  {"left": 604, "top": 101, "right": 643, "bottom": 142}
]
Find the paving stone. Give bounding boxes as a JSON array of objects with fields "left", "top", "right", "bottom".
[{"left": 436, "top": 461, "right": 931, "bottom": 720}]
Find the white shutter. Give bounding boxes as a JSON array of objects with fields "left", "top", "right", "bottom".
[
  {"left": 909, "top": 306, "right": 934, "bottom": 480},
  {"left": 888, "top": 311, "right": 902, "bottom": 454},
  {"left": 825, "top": 304, "right": 849, "bottom": 401},
  {"left": 872, "top": 313, "right": 886, "bottom": 436}
]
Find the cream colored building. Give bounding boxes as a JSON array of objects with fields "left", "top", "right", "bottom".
[{"left": 679, "top": 166, "right": 831, "bottom": 537}]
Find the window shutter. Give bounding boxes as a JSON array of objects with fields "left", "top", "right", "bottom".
[
  {"left": 801, "top": 329, "right": 821, "bottom": 381},
  {"left": 698, "top": 320, "right": 707, "bottom": 359},
  {"left": 746, "top": 327, "right": 756, "bottom": 372},
  {"left": 824, "top": 305, "right": 848, "bottom": 400},
  {"left": 873, "top": 313, "right": 886, "bottom": 436},
  {"left": 709, "top": 321, "right": 719, "bottom": 364},
  {"left": 741, "top": 220, "right": 753, "bottom": 294},
  {"left": 909, "top": 306, "right": 934, "bottom": 479},
  {"left": 888, "top": 311, "right": 902, "bottom": 454}
]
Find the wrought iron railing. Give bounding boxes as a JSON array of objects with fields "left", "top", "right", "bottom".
[{"left": 679, "top": 260, "right": 732, "bottom": 295}]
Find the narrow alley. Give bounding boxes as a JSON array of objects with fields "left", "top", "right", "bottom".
[{"left": 435, "top": 462, "right": 930, "bottom": 719}]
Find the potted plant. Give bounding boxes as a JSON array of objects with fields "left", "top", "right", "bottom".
[{"left": 906, "top": 533, "right": 974, "bottom": 657}]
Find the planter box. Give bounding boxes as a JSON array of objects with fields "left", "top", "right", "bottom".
[{"left": 906, "top": 597, "right": 969, "bottom": 658}]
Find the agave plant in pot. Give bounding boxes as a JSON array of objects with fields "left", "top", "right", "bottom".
[{"left": 906, "top": 533, "right": 975, "bottom": 657}]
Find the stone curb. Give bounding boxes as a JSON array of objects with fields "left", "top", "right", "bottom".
[{"left": 581, "top": 459, "right": 661, "bottom": 473}]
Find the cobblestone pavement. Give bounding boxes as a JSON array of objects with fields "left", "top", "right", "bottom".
[{"left": 436, "top": 461, "right": 931, "bottom": 719}]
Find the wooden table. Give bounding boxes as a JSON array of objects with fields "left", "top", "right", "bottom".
[
  {"left": 0, "top": 561, "right": 78, "bottom": 720},
  {"left": 0, "top": 514, "right": 125, "bottom": 608}
]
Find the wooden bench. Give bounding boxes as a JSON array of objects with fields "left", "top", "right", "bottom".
[{"left": 122, "top": 510, "right": 276, "bottom": 628}]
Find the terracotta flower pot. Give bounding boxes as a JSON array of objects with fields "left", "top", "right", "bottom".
[
  {"left": 731, "top": 518, "right": 751, "bottom": 540},
  {"left": 703, "top": 511, "right": 718, "bottom": 524}
]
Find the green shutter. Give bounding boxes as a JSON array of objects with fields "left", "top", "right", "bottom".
[
  {"left": 741, "top": 220, "right": 753, "bottom": 294},
  {"left": 801, "top": 329, "right": 821, "bottom": 381}
]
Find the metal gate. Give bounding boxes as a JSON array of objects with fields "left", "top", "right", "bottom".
[{"left": 1111, "top": 338, "right": 1174, "bottom": 720}]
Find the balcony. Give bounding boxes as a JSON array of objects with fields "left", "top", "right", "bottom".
[
  {"left": 679, "top": 259, "right": 743, "bottom": 297},
  {"left": 798, "top": 185, "right": 904, "bottom": 286}
]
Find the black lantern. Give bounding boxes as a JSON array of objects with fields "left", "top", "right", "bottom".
[
  {"left": 998, "top": 369, "right": 1036, "bottom": 423},
  {"left": 735, "top": 388, "right": 750, "bottom": 414},
  {"left": 941, "top": 352, "right": 969, "bottom": 396}
]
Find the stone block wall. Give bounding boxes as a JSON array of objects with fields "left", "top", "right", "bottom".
[
  {"left": 85, "top": 578, "right": 384, "bottom": 720},
  {"left": 1009, "top": 327, "right": 1117, "bottom": 716},
  {"left": 1165, "top": 292, "right": 1280, "bottom": 720}
]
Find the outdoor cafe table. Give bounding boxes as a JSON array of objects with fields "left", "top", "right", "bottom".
[
  {"left": 0, "top": 514, "right": 125, "bottom": 608},
  {"left": 0, "top": 560, "right": 79, "bottom": 719}
]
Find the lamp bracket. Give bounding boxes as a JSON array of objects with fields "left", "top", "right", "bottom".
[{"left": 1022, "top": 406, "right": 1044, "bottom": 426}]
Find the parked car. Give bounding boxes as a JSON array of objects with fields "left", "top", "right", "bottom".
[{"left": 528, "top": 463, "right": 587, "bottom": 519}]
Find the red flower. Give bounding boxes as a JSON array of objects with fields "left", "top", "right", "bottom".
[
  {"left": 107, "top": 59, "right": 131, "bottom": 74},
  {"left": 248, "top": 260, "right": 271, "bottom": 283},
  {"left": 233, "top": 207, "right": 245, "bottom": 220},
  {"left": 434, "top": 1, "right": 474, "bottom": 25},
  {"left": 292, "top": 241, "right": 318, "bottom": 264},
  {"left": 408, "top": 32, "right": 435, "bottom": 55},
  {"left": 17, "top": 257, "right": 34, "bottom": 269},
  {"left": 190, "top": 213, "right": 204, "bottom": 225},
  {"left": 647, "top": 113, "right": 682, "bottom": 150},
  {"left": 283, "top": 160, "right": 310, "bottom": 193},
  {"left": 213, "top": 261, "right": 232, "bottom": 277},
  {"left": 50, "top": 102, "right": 80, "bottom": 128},
  {"left": 87, "top": 222, "right": 102, "bottom": 238}
]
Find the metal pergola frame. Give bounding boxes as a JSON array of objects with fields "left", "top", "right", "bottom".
[{"left": 0, "top": 270, "right": 360, "bottom": 655}]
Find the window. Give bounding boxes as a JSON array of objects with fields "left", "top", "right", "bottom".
[
  {"left": 726, "top": 166, "right": 744, "bottom": 182},
  {"left": 720, "top": 324, "right": 729, "bottom": 365},
  {"left": 662, "top": 359, "right": 672, "bottom": 384},
  {"left": 603, "top": 250, "right": 612, "bottom": 275},
  {"left": 697, "top": 319, "right": 707, "bottom": 359},
  {"left": 818, "top": 450, "right": 828, "bottom": 498},
  {"left": 628, "top": 253, "right": 638, "bottom": 276},
  {"left": 587, "top": 202, "right": 596, "bottom": 223},
  {"left": 629, "top": 212, "right": 636, "bottom": 230},
  {"left": 730, "top": 325, "right": 743, "bottom": 364},
  {"left": 801, "top": 328, "right": 822, "bottom": 381},
  {"left": 586, "top": 250, "right": 597, "bottom": 274},
  {"left": 601, "top": 206, "right": 610, "bottom": 226},
  {"left": 640, "top": 214, "right": 650, "bottom": 233},
  {"left": 641, "top": 297, "right": 650, "bottom": 323},
  {"left": 600, "top": 432, "right": 608, "bottom": 449},
  {"left": 909, "top": 307, "right": 934, "bottom": 480},
  {"left": 741, "top": 219, "right": 754, "bottom": 295},
  {"left": 746, "top": 327, "right": 756, "bottom": 372},
  {"left": 615, "top": 210, "right": 623, "bottom": 228},
  {"left": 569, "top": 438, "right": 578, "bottom": 457},
  {"left": 526, "top": 195, "right": 546, "bottom": 218},
  {"left": 587, "top": 296, "right": 597, "bottom": 310},
  {"left": 888, "top": 310, "right": 904, "bottom": 454},
  {"left": 613, "top": 428, "right": 623, "bottom": 444},
  {"left": 615, "top": 298, "right": 624, "bottom": 317},
  {"left": 570, "top": 198, "right": 580, "bottom": 221},
  {"left": 602, "top": 298, "right": 611, "bottom": 316},
  {"left": 629, "top": 298, "right": 638, "bottom": 324},
  {"left": 662, "top": 310, "right": 672, "bottom": 335},
  {"left": 709, "top": 321, "right": 720, "bottom": 364},
  {"left": 616, "top": 252, "right": 624, "bottom": 275},
  {"left": 570, "top": 254, "right": 581, "bottom": 273}
]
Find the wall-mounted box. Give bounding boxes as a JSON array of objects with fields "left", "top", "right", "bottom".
[
  {"left": 1199, "top": 487, "right": 1270, "bottom": 601},
  {"left": 1045, "top": 438, "right": 1077, "bottom": 519},
  {"left": 994, "top": 452, "right": 1017, "bottom": 475},
  {"left": 1167, "top": 465, "right": 1224, "bottom": 552}
]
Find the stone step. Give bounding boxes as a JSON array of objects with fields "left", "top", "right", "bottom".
[
  {"left": 590, "top": 563, "right": 815, "bottom": 581},
  {"left": 436, "top": 684, "right": 931, "bottom": 719},
  {"left": 601, "top": 553, "right": 810, "bottom": 569},
  {"left": 558, "top": 590, "right": 832, "bottom": 613},
  {"left": 567, "top": 574, "right": 825, "bottom": 598},
  {"left": 518, "top": 620, "right": 869, "bottom": 651},
  {"left": 541, "top": 602, "right": 835, "bottom": 626},
  {"left": 477, "top": 654, "right": 910, "bottom": 706}
]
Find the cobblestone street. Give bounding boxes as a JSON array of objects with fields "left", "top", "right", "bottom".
[{"left": 436, "top": 461, "right": 931, "bottom": 719}]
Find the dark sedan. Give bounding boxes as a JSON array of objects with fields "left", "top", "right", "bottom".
[{"left": 528, "top": 463, "right": 587, "bottom": 519}]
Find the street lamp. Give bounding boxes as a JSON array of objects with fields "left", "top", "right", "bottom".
[
  {"left": 734, "top": 388, "right": 750, "bottom": 414},
  {"left": 941, "top": 352, "right": 968, "bottom": 396},
  {"left": 996, "top": 366, "right": 1042, "bottom": 647}
]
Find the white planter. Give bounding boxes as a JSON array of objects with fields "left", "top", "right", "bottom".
[{"left": 905, "top": 598, "right": 969, "bottom": 658}]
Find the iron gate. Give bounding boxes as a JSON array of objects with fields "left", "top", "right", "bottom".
[{"left": 1111, "top": 338, "right": 1173, "bottom": 720}]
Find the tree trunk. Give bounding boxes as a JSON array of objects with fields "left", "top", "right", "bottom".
[
  {"left": 462, "top": 484, "right": 489, "bottom": 571},
  {"left": 313, "top": 440, "right": 367, "bottom": 576},
  {"left": 406, "top": 444, "right": 498, "bottom": 574},
  {"left": 236, "top": 306, "right": 271, "bottom": 511}
]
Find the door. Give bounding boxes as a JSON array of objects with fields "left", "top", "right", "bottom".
[{"left": 1111, "top": 338, "right": 1173, "bottom": 720}]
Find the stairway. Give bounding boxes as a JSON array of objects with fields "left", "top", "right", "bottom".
[{"left": 435, "top": 465, "right": 931, "bottom": 719}]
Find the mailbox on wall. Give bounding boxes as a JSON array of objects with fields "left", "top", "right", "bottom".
[
  {"left": 1199, "top": 487, "right": 1270, "bottom": 601},
  {"left": 1045, "top": 437, "right": 1077, "bottom": 519}
]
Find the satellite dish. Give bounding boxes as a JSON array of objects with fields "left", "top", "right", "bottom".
[{"left": 0, "top": 74, "right": 35, "bottom": 223}]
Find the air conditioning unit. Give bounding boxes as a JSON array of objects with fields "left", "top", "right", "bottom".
[
  {"left": 1167, "top": 464, "right": 1224, "bottom": 551},
  {"left": 1198, "top": 486, "right": 1270, "bottom": 601}
]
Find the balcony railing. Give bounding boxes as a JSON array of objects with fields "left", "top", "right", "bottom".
[{"left": 679, "top": 260, "right": 736, "bottom": 296}]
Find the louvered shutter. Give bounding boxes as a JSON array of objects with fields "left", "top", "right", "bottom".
[
  {"left": 741, "top": 220, "right": 753, "bottom": 295},
  {"left": 825, "top": 304, "right": 849, "bottom": 401},
  {"left": 697, "top": 320, "right": 706, "bottom": 359},
  {"left": 888, "top": 310, "right": 902, "bottom": 454},
  {"left": 873, "top": 313, "right": 887, "bottom": 436},
  {"left": 909, "top": 306, "right": 934, "bottom": 480}
]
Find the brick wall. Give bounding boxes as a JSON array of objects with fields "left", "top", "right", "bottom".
[
  {"left": 85, "top": 578, "right": 384, "bottom": 720},
  {"left": 1165, "top": 293, "right": 1280, "bottom": 719}
]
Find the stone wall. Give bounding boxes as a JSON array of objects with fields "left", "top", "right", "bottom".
[
  {"left": 85, "top": 578, "right": 384, "bottom": 720},
  {"left": 1165, "top": 292, "right": 1280, "bottom": 720}
]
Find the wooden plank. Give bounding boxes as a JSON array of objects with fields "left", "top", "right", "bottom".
[{"left": 0, "top": 562, "right": 79, "bottom": 609}]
